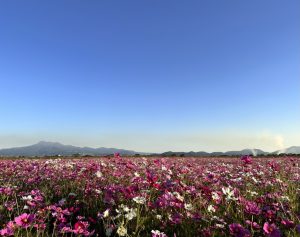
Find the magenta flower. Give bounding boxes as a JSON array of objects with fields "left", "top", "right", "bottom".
[
  {"left": 0, "top": 221, "right": 14, "bottom": 236},
  {"left": 14, "top": 213, "right": 35, "bottom": 228},
  {"left": 244, "top": 201, "right": 261, "bottom": 215},
  {"left": 73, "top": 221, "right": 93, "bottom": 236},
  {"left": 229, "top": 223, "right": 250, "bottom": 237},
  {"left": 263, "top": 222, "right": 281, "bottom": 237},
  {"left": 240, "top": 155, "right": 252, "bottom": 165}
]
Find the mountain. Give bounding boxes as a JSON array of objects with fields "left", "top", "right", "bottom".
[
  {"left": 274, "top": 146, "right": 300, "bottom": 155},
  {"left": 161, "top": 148, "right": 280, "bottom": 157},
  {"left": 0, "top": 142, "right": 299, "bottom": 157},
  {"left": 0, "top": 141, "right": 139, "bottom": 157},
  {"left": 224, "top": 149, "right": 268, "bottom": 156}
]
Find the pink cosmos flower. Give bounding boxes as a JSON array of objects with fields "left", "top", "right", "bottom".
[
  {"left": 14, "top": 213, "right": 35, "bottom": 228},
  {"left": 240, "top": 155, "right": 252, "bottom": 165},
  {"left": 0, "top": 221, "right": 14, "bottom": 236},
  {"left": 263, "top": 222, "right": 281, "bottom": 237},
  {"left": 244, "top": 201, "right": 261, "bottom": 215}
]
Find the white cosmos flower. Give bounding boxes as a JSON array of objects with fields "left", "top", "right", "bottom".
[
  {"left": 21, "top": 195, "right": 33, "bottom": 201},
  {"left": 133, "top": 196, "right": 146, "bottom": 204},
  {"left": 95, "top": 171, "right": 103, "bottom": 178},
  {"left": 116, "top": 225, "right": 127, "bottom": 236},
  {"left": 151, "top": 230, "right": 167, "bottom": 236},
  {"left": 207, "top": 204, "right": 216, "bottom": 213},
  {"left": 125, "top": 208, "right": 137, "bottom": 220},
  {"left": 215, "top": 223, "right": 225, "bottom": 228},
  {"left": 184, "top": 203, "right": 193, "bottom": 211},
  {"left": 222, "top": 187, "right": 236, "bottom": 200},
  {"left": 103, "top": 209, "right": 110, "bottom": 218}
]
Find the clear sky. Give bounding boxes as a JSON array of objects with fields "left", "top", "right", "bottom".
[{"left": 0, "top": 0, "right": 299, "bottom": 152}]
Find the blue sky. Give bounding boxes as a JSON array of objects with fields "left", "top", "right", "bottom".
[{"left": 0, "top": 0, "right": 299, "bottom": 152}]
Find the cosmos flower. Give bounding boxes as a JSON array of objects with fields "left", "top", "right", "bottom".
[
  {"left": 0, "top": 221, "right": 14, "bottom": 236},
  {"left": 184, "top": 203, "right": 193, "bottom": 211},
  {"left": 222, "top": 187, "right": 237, "bottom": 201},
  {"left": 125, "top": 208, "right": 137, "bottom": 220},
  {"left": 133, "top": 196, "right": 146, "bottom": 204},
  {"left": 116, "top": 225, "right": 127, "bottom": 236},
  {"left": 151, "top": 230, "right": 168, "bottom": 237},
  {"left": 241, "top": 155, "right": 252, "bottom": 165},
  {"left": 207, "top": 204, "right": 216, "bottom": 213},
  {"left": 14, "top": 213, "right": 35, "bottom": 228},
  {"left": 244, "top": 201, "right": 261, "bottom": 215},
  {"left": 263, "top": 222, "right": 281, "bottom": 237},
  {"left": 95, "top": 171, "right": 103, "bottom": 178}
]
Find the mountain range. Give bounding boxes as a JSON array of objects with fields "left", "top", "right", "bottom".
[
  {"left": 0, "top": 141, "right": 139, "bottom": 157},
  {"left": 0, "top": 141, "right": 299, "bottom": 157}
]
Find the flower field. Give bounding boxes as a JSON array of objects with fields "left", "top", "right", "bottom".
[{"left": 0, "top": 156, "right": 299, "bottom": 237}]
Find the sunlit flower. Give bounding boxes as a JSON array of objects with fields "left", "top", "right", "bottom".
[
  {"left": 116, "top": 225, "right": 127, "bottom": 236},
  {"left": 95, "top": 171, "right": 103, "bottom": 178},
  {"left": 222, "top": 187, "right": 236, "bottom": 201},
  {"left": 103, "top": 209, "right": 110, "bottom": 218},
  {"left": 184, "top": 203, "right": 193, "bottom": 211},
  {"left": 207, "top": 205, "right": 215, "bottom": 213}
]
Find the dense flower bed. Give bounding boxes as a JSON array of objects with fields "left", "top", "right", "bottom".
[{"left": 0, "top": 156, "right": 299, "bottom": 236}]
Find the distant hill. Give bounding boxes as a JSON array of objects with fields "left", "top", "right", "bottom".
[
  {"left": 0, "top": 142, "right": 299, "bottom": 157},
  {"left": 161, "top": 147, "right": 299, "bottom": 157},
  {"left": 0, "top": 141, "right": 139, "bottom": 157},
  {"left": 274, "top": 146, "right": 300, "bottom": 155},
  {"left": 224, "top": 149, "right": 268, "bottom": 156}
]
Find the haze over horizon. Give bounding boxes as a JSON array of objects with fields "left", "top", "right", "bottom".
[{"left": 0, "top": 0, "right": 299, "bottom": 153}]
